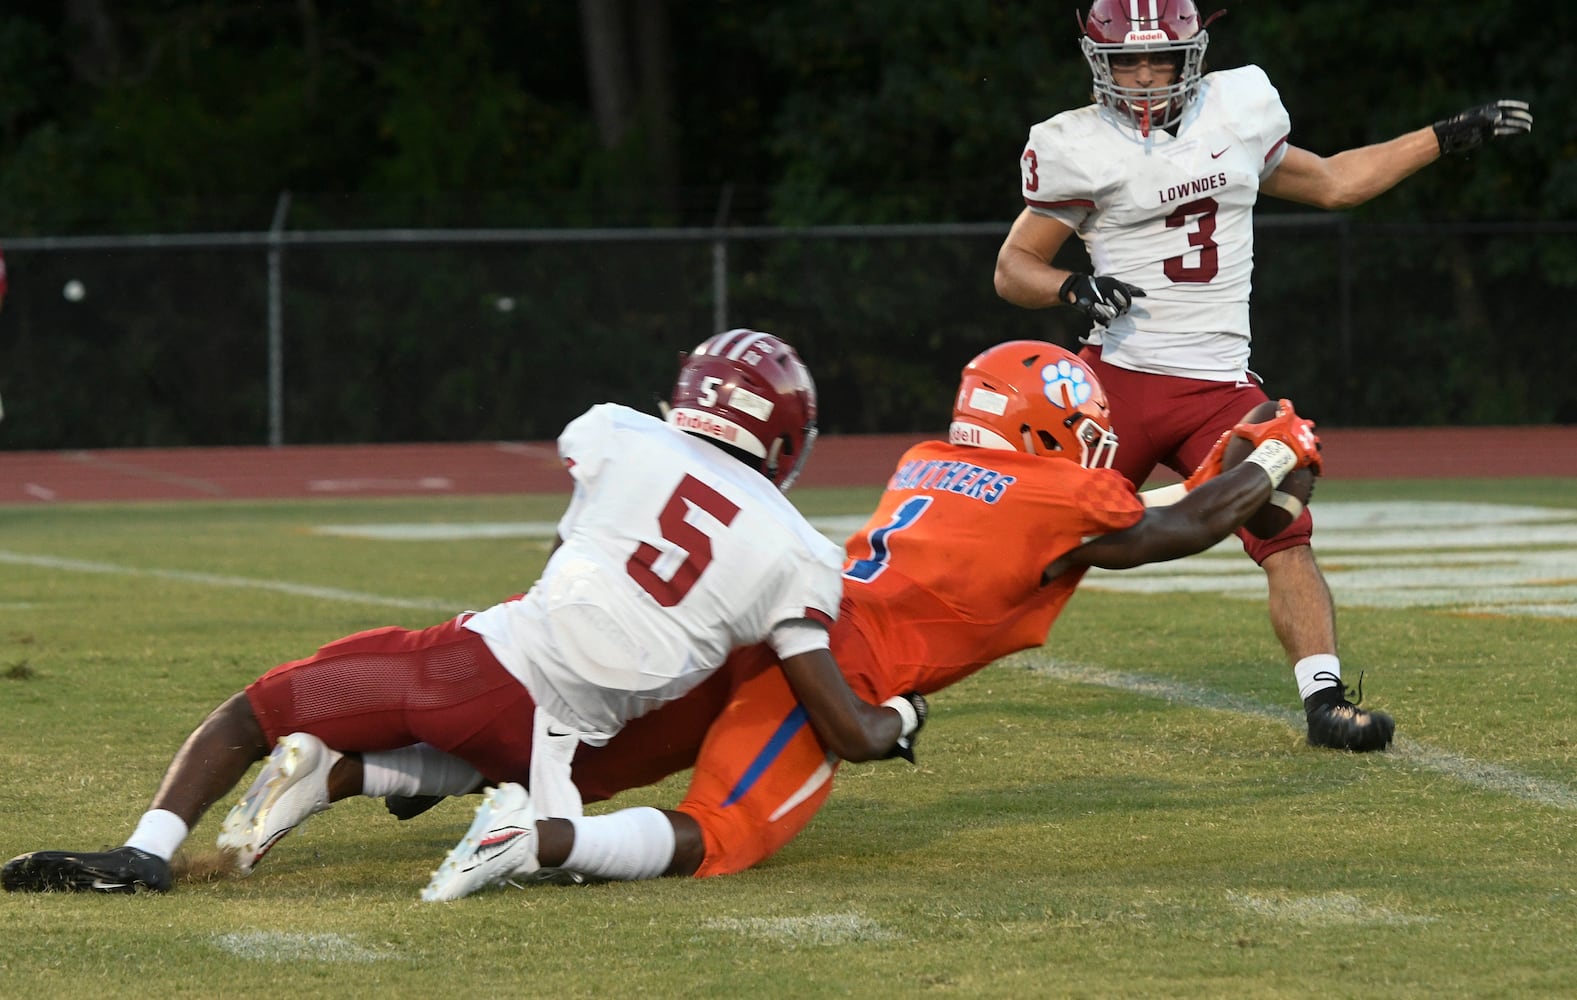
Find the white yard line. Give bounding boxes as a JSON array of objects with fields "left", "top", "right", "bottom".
[
  {"left": 5, "top": 500, "right": 1572, "bottom": 812},
  {"left": 212, "top": 931, "right": 393, "bottom": 963},
  {"left": 0, "top": 550, "right": 453, "bottom": 611},
  {"left": 703, "top": 913, "right": 903, "bottom": 945},
  {"left": 1085, "top": 501, "right": 1577, "bottom": 618},
  {"left": 1029, "top": 659, "right": 1577, "bottom": 812}
]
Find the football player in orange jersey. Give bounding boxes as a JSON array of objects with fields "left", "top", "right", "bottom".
[
  {"left": 354, "top": 340, "right": 1326, "bottom": 894},
  {"left": 5, "top": 341, "right": 1321, "bottom": 898},
  {"left": 531, "top": 339, "right": 1326, "bottom": 885}
]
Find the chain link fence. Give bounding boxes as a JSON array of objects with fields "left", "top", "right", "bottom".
[{"left": 1, "top": 217, "right": 1572, "bottom": 450}]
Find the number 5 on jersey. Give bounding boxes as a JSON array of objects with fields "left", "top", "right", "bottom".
[{"left": 626, "top": 474, "right": 741, "bottom": 606}]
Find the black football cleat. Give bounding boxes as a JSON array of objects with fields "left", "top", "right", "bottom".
[
  {"left": 2, "top": 846, "right": 172, "bottom": 894},
  {"left": 1304, "top": 670, "right": 1395, "bottom": 752}
]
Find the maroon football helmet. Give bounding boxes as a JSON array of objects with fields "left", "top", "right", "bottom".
[
  {"left": 950, "top": 341, "right": 1119, "bottom": 469},
  {"left": 667, "top": 329, "right": 819, "bottom": 490},
  {"left": 1080, "top": 0, "right": 1218, "bottom": 137}
]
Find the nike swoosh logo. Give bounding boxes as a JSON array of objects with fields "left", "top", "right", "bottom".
[
  {"left": 1211, "top": 147, "right": 1230, "bottom": 159},
  {"left": 478, "top": 829, "right": 527, "bottom": 850}
]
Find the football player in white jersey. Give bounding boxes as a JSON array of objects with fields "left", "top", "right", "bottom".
[
  {"left": 1, "top": 330, "right": 925, "bottom": 897},
  {"left": 993, "top": 0, "right": 1531, "bottom": 752}
]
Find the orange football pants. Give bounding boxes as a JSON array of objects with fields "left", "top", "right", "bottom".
[{"left": 572, "top": 645, "right": 849, "bottom": 877}]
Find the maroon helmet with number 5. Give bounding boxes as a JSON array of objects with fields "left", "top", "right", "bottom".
[
  {"left": 667, "top": 329, "right": 819, "bottom": 491},
  {"left": 1080, "top": 0, "right": 1219, "bottom": 137},
  {"left": 950, "top": 341, "right": 1119, "bottom": 469}
]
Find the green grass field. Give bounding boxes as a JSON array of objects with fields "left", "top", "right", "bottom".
[{"left": 2, "top": 478, "right": 1574, "bottom": 998}]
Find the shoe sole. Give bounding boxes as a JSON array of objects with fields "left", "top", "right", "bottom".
[
  {"left": 217, "top": 734, "right": 322, "bottom": 873},
  {"left": 421, "top": 784, "right": 537, "bottom": 903},
  {"left": 2, "top": 851, "right": 170, "bottom": 894}
]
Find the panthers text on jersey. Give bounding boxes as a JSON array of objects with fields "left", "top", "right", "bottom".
[
  {"left": 462, "top": 403, "right": 844, "bottom": 738},
  {"left": 1019, "top": 65, "right": 1291, "bottom": 381},
  {"left": 835, "top": 439, "right": 1145, "bottom": 698}
]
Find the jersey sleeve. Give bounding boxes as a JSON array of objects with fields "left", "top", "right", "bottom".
[
  {"left": 557, "top": 404, "right": 623, "bottom": 487},
  {"left": 554, "top": 404, "right": 618, "bottom": 537},
  {"left": 1230, "top": 65, "right": 1293, "bottom": 178},
  {"left": 1020, "top": 112, "right": 1100, "bottom": 227},
  {"left": 1007, "top": 464, "right": 1144, "bottom": 554},
  {"left": 1069, "top": 467, "right": 1147, "bottom": 538},
  {"left": 768, "top": 618, "right": 831, "bottom": 659},
  {"left": 773, "top": 533, "right": 845, "bottom": 631}
]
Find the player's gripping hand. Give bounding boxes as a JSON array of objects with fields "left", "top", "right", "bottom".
[
  {"left": 880, "top": 692, "right": 928, "bottom": 764},
  {"left": 1232, "top": 399, "right": 1322, "bottom": 477},
  {"left": 1432, "top": 99, "right": 1532, "bottom": 156},
  {"left": 1182, "top": 430, "right": 1234, "bottom": 492},
  {"left": 1059, "top": 273, "right": 1145, "bottom": 325}
]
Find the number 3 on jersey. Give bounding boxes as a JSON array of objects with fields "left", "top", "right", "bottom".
[
  {"left": 844, "top": 496, "right": 932, "bottom": 584},
  {"left": 626, "top": 474, "right": 741, "bottom": 607},
  {"left": 1163, "top": 197, "right": 1219, "bottom": 283}
]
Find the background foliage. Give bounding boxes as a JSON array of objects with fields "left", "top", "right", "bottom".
[{"left": 0, "top": 1, "right": 1572, "bottom": 448}]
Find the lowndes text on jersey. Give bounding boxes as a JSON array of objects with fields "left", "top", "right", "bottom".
[
  {"left": 1157, "top": 172, "right": 1227, "bottom": 205},
  {"left": 888, "top": 458, "right": 1017, "bottom": 504}
]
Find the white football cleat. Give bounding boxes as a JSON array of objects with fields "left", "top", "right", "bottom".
[
  {"left": 217, "top": 732, "right": 338, "bottom": 874},
  {"left": 421, "top": 782, "right": 540, "bottom": 902}
]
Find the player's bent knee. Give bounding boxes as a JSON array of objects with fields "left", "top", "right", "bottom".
[
  {"left": 1240, "top": 506, "right": 1314, "bottom": 566},
  {"left": 680, "top": 788, "right": 828, "bottom": 879},
  {"left": 681, "top": 802, "right": 784, "bottom": 878}
]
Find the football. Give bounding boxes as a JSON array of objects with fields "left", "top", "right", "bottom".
[{"left": 1220, "top": 401, "right": 1316, "bottom": 540}]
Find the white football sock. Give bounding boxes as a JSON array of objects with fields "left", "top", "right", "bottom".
[
  {"left": 361, "top": 744, "right": 485, "bottom": 797},
  {"left": 562, "top": 807, "right": 677, "bottom": 881},
  {"left": 124, "top": 808, "right": 189, "bottom": 861},
  {"left": 1295, "top": 654, "right": 1342, "bottom": 702}
]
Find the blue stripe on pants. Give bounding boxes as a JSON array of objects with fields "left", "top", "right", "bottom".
[{"left": 722, "top": 705, "right": 808, "bottom": 807}]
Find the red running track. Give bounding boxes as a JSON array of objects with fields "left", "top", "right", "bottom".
[{"left": 1, "top": 427, "right": 1573, "bottom": 505}]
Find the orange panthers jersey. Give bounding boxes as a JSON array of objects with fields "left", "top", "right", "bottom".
[{"left": 835, "top": 440, "right": 1144, "bottom": 698}]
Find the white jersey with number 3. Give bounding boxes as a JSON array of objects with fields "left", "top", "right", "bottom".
[
  {"left": 463, "top": 403, "right": 843, "bottom": 738},
  {"left": 1020, "top": 65, "right": 1291, "bottom": 381}
]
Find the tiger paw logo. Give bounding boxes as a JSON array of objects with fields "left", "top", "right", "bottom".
[{"left": 1040, "top": 359, "right": 1093, "bottom": 410}]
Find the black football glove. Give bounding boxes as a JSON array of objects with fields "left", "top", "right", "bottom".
[
  {"left": 1060, "top": 273, "right": 1146, "bottom": 326},
  {"left": 1432, "top": 99, "right": 1532, "bottom": 156},
  {"left": 880, "top": 691, "right": 928, "bottom": 763}
]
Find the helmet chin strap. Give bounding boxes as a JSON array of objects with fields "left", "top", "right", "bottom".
[{"left": 765, "top": 437, "right": 784, "bottom": 483}]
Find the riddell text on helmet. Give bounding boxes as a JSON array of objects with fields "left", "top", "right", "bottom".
[{"left": 672, "top": 410, "right": 741, "bottom": 446}]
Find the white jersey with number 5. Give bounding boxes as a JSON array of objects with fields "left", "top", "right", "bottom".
[
  {"left": 463, "top": 403, "right": 843, "bottom": 738},
  {"left": 1019, "top": 65, "right": 1291, "bottom": 381}
]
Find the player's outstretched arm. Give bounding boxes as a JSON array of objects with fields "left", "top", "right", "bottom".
[
  {"left": 1263, "top": 99, "right": 1531, "bottom": 211},
  {"left": 1049, "top": 406, "right": 1321, "bottom": 575},
  {"left": 779, "top": 647, "right": 923, "bottom": 763}
]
